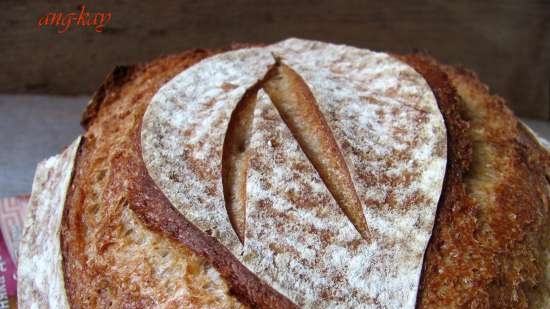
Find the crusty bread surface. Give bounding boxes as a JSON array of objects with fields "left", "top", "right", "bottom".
[
  {"left": 399, "top": 55, "right": 550, "bottom": 308},
  {"left": 62, "top": 48, "right": 253, "bottom": 309},
  {"left": 20, "top": 40, "right": 546, "bottom": 309}
]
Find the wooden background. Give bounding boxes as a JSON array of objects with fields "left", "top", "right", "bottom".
[{"left": 1, "top": 0, "right": 549, "bottom": 118}]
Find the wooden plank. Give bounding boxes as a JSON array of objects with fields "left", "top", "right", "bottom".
[{"left": 0, "top": 0, "right": 548, "bottom": 118}]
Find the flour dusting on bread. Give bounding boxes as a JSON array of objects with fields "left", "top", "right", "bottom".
[
  {"left": 141, "top": 38, "right": 447, "bottom": 308},
  {"left": 18, "top": 136, "right": 81, "bottom": 309}
]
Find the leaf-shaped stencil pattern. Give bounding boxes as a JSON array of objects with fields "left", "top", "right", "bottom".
[
  {"left": 141, "top": 38, "right": 447, "bottom": 309},
  {"left": 222, "top": 60, "right": 370, "bottom": 243}
]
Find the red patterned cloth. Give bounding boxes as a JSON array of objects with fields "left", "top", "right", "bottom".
[{"left": 0, "top": 195, "right": 29, "bottom": 309}]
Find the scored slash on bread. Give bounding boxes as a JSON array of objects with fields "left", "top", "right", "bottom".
[
  {"left": 222, "top": 57, "right": 370, "bottom": 243},
  {"left": 222, "top": 80, "right": 260, "bottom": 243}
]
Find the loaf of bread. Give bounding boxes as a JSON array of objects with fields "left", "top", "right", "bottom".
[{"left": 18, "top": 38, "right": 550, "bottom": 309}]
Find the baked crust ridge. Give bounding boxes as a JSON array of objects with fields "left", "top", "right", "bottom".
[
  {"left": 127, "top": 122, "right": 298, "bottom": 309},
  {"left": 404, "top": 55, "right": 550, "bottom": 309}
]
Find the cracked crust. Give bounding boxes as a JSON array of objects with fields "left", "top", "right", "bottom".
[{"left": 20, "top": 40, "right": 546, "bottom": 309}]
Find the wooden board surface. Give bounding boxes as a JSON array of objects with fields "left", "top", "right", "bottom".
[{"left": 0, "top": 0, "right": 549, "bottom": 118}]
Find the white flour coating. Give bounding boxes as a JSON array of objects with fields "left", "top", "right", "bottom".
[
  {"left": 141, "top": 38, "right": 447, "bottom": 308},
  {"left": 18, "top": 136, "right": 81, "bottom": 309},
  {"left": 142, "top": 48, "right": 275, "bottom": 252}
]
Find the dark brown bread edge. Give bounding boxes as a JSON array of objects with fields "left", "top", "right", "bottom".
[
  {"left": 126, "top": 121, "right": 298, "bottom": 309},
  {"left": 123, "top": 49, "right": 297, "bottom": 309},
  {"left": 81, "top": 65, "right": 136, "bottom": 129},
  {"left": 408, "top": 56, "right": 550, "bottom": 308},
  {"left": 396, "top": 55, "right": 473, "bottom": 308}
]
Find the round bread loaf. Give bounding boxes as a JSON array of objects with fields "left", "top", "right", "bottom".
[{"left": 18, "top": 38, "right": 550, "bottom": 309}]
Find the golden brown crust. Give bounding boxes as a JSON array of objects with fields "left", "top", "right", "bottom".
[
  {"left": 62, "top": 49, "right": 254, "bottom": 309},
  {"left": 403, "top": 55, "right": 550, "bottom": 309},
  {"left": 61, "top": 44, "right": 549, "bottom": 309},
  {"left": 81, "top": 65, "right": 136, "bottom": 129},
  {"left": 62, "top": 45, "right": 299, "bottom": 309}
]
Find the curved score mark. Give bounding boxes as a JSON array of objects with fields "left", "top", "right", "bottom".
[
  {"left": 222, "top": 59, "right": 371, "bottom": 244},
  {"left": 221, "top": 83, "right": 261, "bottom": 244}
]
